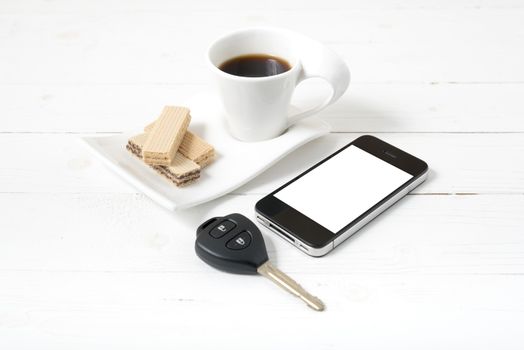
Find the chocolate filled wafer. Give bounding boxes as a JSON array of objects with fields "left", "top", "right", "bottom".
[
  {"left": 178, "top": 131, "right": 215, "bottom": 167},
  {"left": 142, "top": 106, "right": 191, "bottom": 166},
  {"left": 127, "top": 133, "right": 200, "bottom": 187},
  {"left": 144, "top": 122, "right": 215, "bottom": 167}
]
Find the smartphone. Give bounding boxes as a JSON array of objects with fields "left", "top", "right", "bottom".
[{"left": 255, "top": 135, "right": 428, "bottom": 257}]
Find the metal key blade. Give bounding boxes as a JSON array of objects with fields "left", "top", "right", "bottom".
[{"left": 257, "top": 261, "right": 325, "bottom": 311}]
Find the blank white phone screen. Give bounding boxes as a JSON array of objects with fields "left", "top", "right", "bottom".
[{"left": 274, "top": 145, "right": 413, "bottom": 233}]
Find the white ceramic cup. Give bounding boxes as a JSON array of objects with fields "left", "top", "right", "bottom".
[{"left": 207, "top": 27, "right": 350, "bottom": 142}]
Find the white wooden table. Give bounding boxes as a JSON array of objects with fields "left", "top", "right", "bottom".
[{"left": 1, "top": 1, "right": 523, "bottom": 348}]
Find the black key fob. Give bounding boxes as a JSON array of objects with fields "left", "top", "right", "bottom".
[{"left": 195, "top": 213, "right": 269, "bottom": 275}]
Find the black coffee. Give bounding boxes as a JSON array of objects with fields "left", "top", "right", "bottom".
[{"left": 219, "top": 54, "right": 291, "bottom": 77}]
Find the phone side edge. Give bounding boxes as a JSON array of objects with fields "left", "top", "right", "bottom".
[
  {"left": 333, "top": 168, "right": 429, "bottom": 248},
  {"left": 254, "top": 212, "right": 334, "bottom": 257}
]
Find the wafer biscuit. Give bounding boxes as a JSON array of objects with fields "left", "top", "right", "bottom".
[
  {"left": 127, "top": 133, "right": 200, "bottom": 187},
  {"left": 144, "top": 122, "right": 215, "bottom": 167},
  {"left": 144, "top": 121, "right": 156, "bottom": 133},
  {"left": 178, "top": 131, "right": 215, "bottom": 167},
  {"left": 142, "top": 106, "right": 191, "bottom": 166}
]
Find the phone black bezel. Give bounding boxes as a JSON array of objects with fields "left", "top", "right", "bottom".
[{"left": 255, "top": 135, "right": 428, "bottom": 249}]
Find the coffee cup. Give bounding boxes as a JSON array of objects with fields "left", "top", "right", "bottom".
[{"left": 207, "top": 27, "right": 350, "bottom": 142}]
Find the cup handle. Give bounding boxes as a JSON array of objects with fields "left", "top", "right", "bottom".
[{"left": 288, "top": 37, "right": 350, "bottom": 126}]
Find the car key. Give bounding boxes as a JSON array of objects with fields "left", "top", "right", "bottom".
[{"left": 195, "top": 213, "right": 325, "bottom": 311}]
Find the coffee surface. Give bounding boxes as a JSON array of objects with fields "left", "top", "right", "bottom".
[{"left": 219, "top": 54, "right": 291, "bottom": 77}]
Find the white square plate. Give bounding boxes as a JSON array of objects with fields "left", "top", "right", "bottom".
[{"left": 81, "top": 93, "right": 330, "bottom": 210}]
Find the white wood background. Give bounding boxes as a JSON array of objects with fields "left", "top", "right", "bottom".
[{"left": 1, "top": 0, "right": 523, "bottom": 348}]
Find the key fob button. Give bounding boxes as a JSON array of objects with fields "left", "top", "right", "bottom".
[
  {"left": 226, "top": 231, "right": 252, "bottom": 250},
  {"left": 195, "top": 214, "right": 269, "bottom": 274},
  {"left": 210, "top": 220, "right": 236, "bottom": 238}
]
